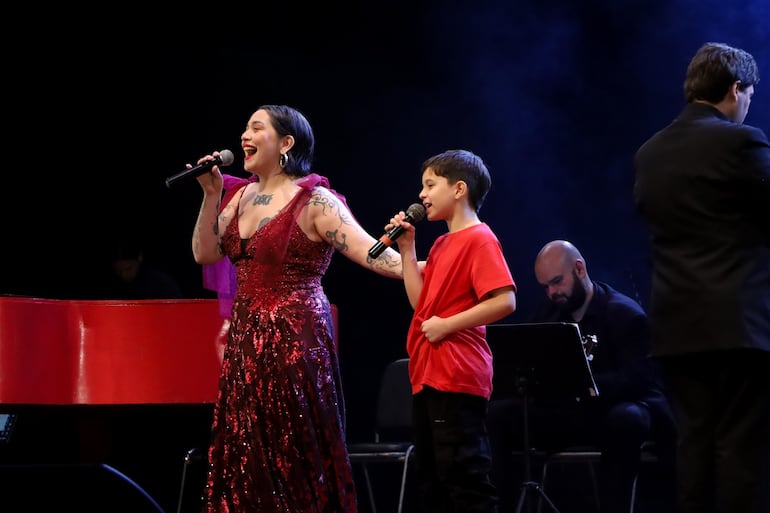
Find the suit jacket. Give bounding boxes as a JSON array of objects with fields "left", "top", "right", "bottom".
[{"left": 633, "top": 102, "right": 770, "bottom": 356}]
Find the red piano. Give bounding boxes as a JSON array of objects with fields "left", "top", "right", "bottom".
[
  {"left": 0, "top": 296, "right": 227, "bottom": 510},
  {"left": 0, "top": 295, "right": 340, "bottom": 511},
  {"left": 0, "top": 296, "right": 224, "bottom": 405}
]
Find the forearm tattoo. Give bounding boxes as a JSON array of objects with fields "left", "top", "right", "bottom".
[
  {"left": 213, "top": 207, "right": 221, "bottom": 237},
  {"left": 367, "top": 248, "right": 403, "bottom": 277},
  {"left": 193, "top": 224, "right": 200, "bottom": 255}
]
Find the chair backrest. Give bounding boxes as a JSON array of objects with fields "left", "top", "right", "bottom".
[{"left": 375, "top": 358, "right": 413, "bottom": 441}]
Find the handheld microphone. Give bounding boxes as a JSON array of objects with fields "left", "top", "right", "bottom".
[
  {"left": 368, "top": 203, "right": 426, "bottom": 259},
  {"left": 165, "top": 149, "right": 235, "bottom": 188}
]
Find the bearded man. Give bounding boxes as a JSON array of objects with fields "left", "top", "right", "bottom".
[{"left": 487, "top": 240, "right": 675, "bottom": 513}]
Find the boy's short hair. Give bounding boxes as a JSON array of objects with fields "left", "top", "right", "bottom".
[{"left": 422, "top": 149, "right": 491, "bottom": 212}]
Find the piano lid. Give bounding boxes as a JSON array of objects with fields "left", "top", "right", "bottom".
[{"left": 0, "top": 296, "right": 224, "bottom": 405}]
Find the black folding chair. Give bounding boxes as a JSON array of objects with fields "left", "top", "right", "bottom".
[{"left": 347, "top": 357, "right": 415, "bottom": 513}]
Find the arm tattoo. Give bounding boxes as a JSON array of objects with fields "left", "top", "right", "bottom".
[
  {"left": 213, "top": 198, "right": 222, "bottom": 236},
  {"left": 309, "top": 190, "right": 357, "bottom": 252},
  {"left": 367, "top": 249, "right": 403, "bottom": 277},
  {"left": 216, "top": 204, "right": 236, "bottom": 236},
  {"left": 308, "top": 192, "right": 354, "bottom": 226},
  {"left": 325, "top": 229, "right": 349, "bottom": 252}
]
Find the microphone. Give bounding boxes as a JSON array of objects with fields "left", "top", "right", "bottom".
[
  {"left": 368, "top": 203, "right": 426, "bottom": 259},
  {"left": 165, "top": 149, "right": 235, "bottom": 188}
]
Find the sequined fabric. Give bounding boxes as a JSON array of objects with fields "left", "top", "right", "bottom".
[{"left": 202, "top": 174, "right": 357, "bottom": 513}]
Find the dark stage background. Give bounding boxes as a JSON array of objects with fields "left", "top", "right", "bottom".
[{"left": 2, "top": 1, "right": 768, "bottom": 511}]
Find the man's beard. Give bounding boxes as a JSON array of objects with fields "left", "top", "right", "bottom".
[{"left": 555, "top": 272, "right": 587, "bottom": 314}]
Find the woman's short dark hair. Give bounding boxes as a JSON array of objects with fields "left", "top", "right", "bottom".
[{"left": 259, "top": 104, "right": 315, "bottom": 177}]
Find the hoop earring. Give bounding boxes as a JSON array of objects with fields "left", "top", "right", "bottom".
[{"left": 279, "top": 152, "right": 288, "bottom": 169}]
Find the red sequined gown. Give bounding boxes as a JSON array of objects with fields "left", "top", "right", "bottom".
[{"left": 202, "top": 174, "right": 357, "bottom": 513}]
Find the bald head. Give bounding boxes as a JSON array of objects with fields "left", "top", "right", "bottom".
[
  {"left": 535, "top": 240, "right": 584, "bottom": 271},
  {"left": 535, "top": 240, "right": 592, "bottom": 314}
]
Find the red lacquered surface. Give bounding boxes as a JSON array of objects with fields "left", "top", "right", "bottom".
[{"left": 0, "top": 297, "right": 224, "bottom": 405}]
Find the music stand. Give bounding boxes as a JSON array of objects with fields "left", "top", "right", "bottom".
[{"left": 486, "top": 322, "right": 598, "bottom": 513}]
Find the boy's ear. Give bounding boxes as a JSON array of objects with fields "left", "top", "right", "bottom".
[{"left": 455, "top": 180, "right": 467, "bottom": 197}]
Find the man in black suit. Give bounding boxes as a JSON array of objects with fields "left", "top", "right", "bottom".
[
  {"left": 487, "top": 240, "right": 675, "bottom": 513},
  {"left": 634, "top": 42, "right": 770, "bottom": 513}
]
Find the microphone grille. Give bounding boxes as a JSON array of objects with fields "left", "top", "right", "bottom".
[
  {"left": 218, "top": 149, "right": 235, "bottom": 166},
  {"left": 406, "top": 203, "right": 426, "bottom": 223}
]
